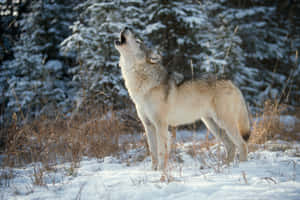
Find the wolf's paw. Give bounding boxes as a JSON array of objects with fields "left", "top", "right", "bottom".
[{"left": 151, "top": 161, "right": 158, "bottom": 171}]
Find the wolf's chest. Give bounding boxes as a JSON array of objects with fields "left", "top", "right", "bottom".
[{"left": 123, "top": 72, "right": 152, "bottom": 98}]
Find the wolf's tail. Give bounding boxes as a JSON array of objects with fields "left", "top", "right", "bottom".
[
  {"left": 238, "top": 96, "right": 251, "bottom": 142},
  {"left": 242, "top": 131, "right": 250, "bottom": 142}
]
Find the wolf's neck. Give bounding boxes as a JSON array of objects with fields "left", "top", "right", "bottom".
[
  {"left": 119, "top": 55, "right": 136, "bottom": 70},
  {"left": 119, "top": 57, "right": 167, "bottom": 99}
]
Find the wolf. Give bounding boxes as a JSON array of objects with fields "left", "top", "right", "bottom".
[{"left": 115, "top": 27, "right": 250, "bottom": 171}]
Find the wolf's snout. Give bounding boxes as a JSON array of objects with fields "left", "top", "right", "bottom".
[
  {"left": 115, "top": 34, "right": 125, "bottom": 46},
  {"left": 115, "top": 27, "right": 130, "bottom": 46},
  {"left": 121, "top": 27, "right": 132, "bottom": 38}
]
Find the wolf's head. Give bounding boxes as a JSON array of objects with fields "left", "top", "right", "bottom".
[{"left": 115, "top": 27, "right": 161, "bottom": 65}]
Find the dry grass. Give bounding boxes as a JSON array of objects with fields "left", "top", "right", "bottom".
[
  {"left": 31, "top": 165, "right": 45, "bottom": 186},
  {"left": 1, "top": 97, "right": 299, "bottom": 186},
  {"left": 0, "top": 107, "right": 141, "bottom": 186},
  {"left": 249, "top": 100, "right": 300, "bottom": 146},
  {"left": 249, "top": 100, "right": 285, "bottom": 145},
  {"left": 0, "top": 101, "right": 145, "bottom": 187},
  {"left": 0, "top": 107, "right": 139, "bottom": 172}
]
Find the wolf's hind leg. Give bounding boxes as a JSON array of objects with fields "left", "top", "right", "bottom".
[
  {"left": 213, "top": 116, "right": 248, "bottom": 162},
  {"left": 201, "top": 117, "right": 236, "bottom": 164}
]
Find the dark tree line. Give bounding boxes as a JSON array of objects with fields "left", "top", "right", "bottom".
[{"left": 0, "top": 0, "right": 299, "bottom": 125}]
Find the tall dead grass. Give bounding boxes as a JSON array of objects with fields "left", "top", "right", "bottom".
[
  {"left": 249, "top": 100, "right": 300, "bottom": 146},
  {"left": 0, "top": 98, "right": 146, "bottom": 186},
  {"left": 0, "top": 106, "right": 141, "bottom": 186},
  {"left": 249, "top": 100, "right": 285, "bottom": 144},
  {"left": 0, "top": 107, "right": 139, "bottom": 170}
]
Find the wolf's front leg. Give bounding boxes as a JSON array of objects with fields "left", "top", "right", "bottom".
[
  {"left": 154, "top": 122, "right": 169, "bottom": 172},
  {"left": 137, "top": 110, "right": 159, "bottom": 170},
  {"left": 144, "top": 123, "right": 158, "bottom": 170}
]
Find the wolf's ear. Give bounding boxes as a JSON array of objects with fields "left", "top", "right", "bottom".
[{"left": 147, "top": 51, "right": 161, "bottom": 64}]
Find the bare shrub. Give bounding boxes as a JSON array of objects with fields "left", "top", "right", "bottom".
[
  {"left": 0, "top": 106, "right": 138, "bottom": 172},
  {"left": 249, "top": 100, "right": 285, "bottom": 144},
  {"left": 0, "top": 168, "right": 14, "bottom": 187},
  {"left": 31, "top": 165, "right": 45, "bottom": 186},
  {"left": 249, "top": 100, "right": 300, "bottom": 146},
  {"left": 73, "top": 111, "right": 124, "bottom": 158}
]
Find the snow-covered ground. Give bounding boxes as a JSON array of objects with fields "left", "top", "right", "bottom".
[{"left": 1, "top": 131, "right": 300, "bottom": 200}]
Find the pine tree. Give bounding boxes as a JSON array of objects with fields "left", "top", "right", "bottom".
[
  {"left": 1, "top": 0, "right": 299, "bottom": 124},
  {"left": 198, "top": 0, "right": 300, "bottom": 109},
  {"left": 143, "top": 0, "right": 205, "bottom": 74},
  {"left": 0, "top": 0, "right": 79, "bottom": 121},
  {"left": 61, "top": 0, "right": 146, "bottom": 109}
]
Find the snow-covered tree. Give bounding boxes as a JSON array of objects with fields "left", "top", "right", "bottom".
[
  {"left": 61, "top": 0, "right": 146, "bottom": 109},
  {"left": 2, "top": 0, "right": 299, "bottom": 124},
  {"left": 62, "top": 0, "right": 300, "bottom": 111},
  {"left": 143, "top": 0, "right": 207, "bottom": 74},
  {"left": 0, "top": 0, "right": 79, "bottom": 121},
  {"left": 197, "top": 0, "right": 300, "bottom": 108}
]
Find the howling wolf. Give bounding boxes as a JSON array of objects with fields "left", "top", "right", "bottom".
[{"left": 115, "top": 27, "right": 250, "bottom": 171}]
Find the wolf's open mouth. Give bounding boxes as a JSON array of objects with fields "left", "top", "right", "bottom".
[{"left": 115, "top": 31, "right": 126, "bottom": 46}]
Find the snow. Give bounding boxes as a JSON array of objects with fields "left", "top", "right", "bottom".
[
  {"left": 1, "top": 131, "right": 300, "bottom": 200},
  {"left": 144, "top": 22, "right": 166, "bottom": 35},
  {"left": 280, "top": 115, "right": 299, "bottom": 132},
  {"left": 45, "top": 60, "right": 63, "bottom": 72}
]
